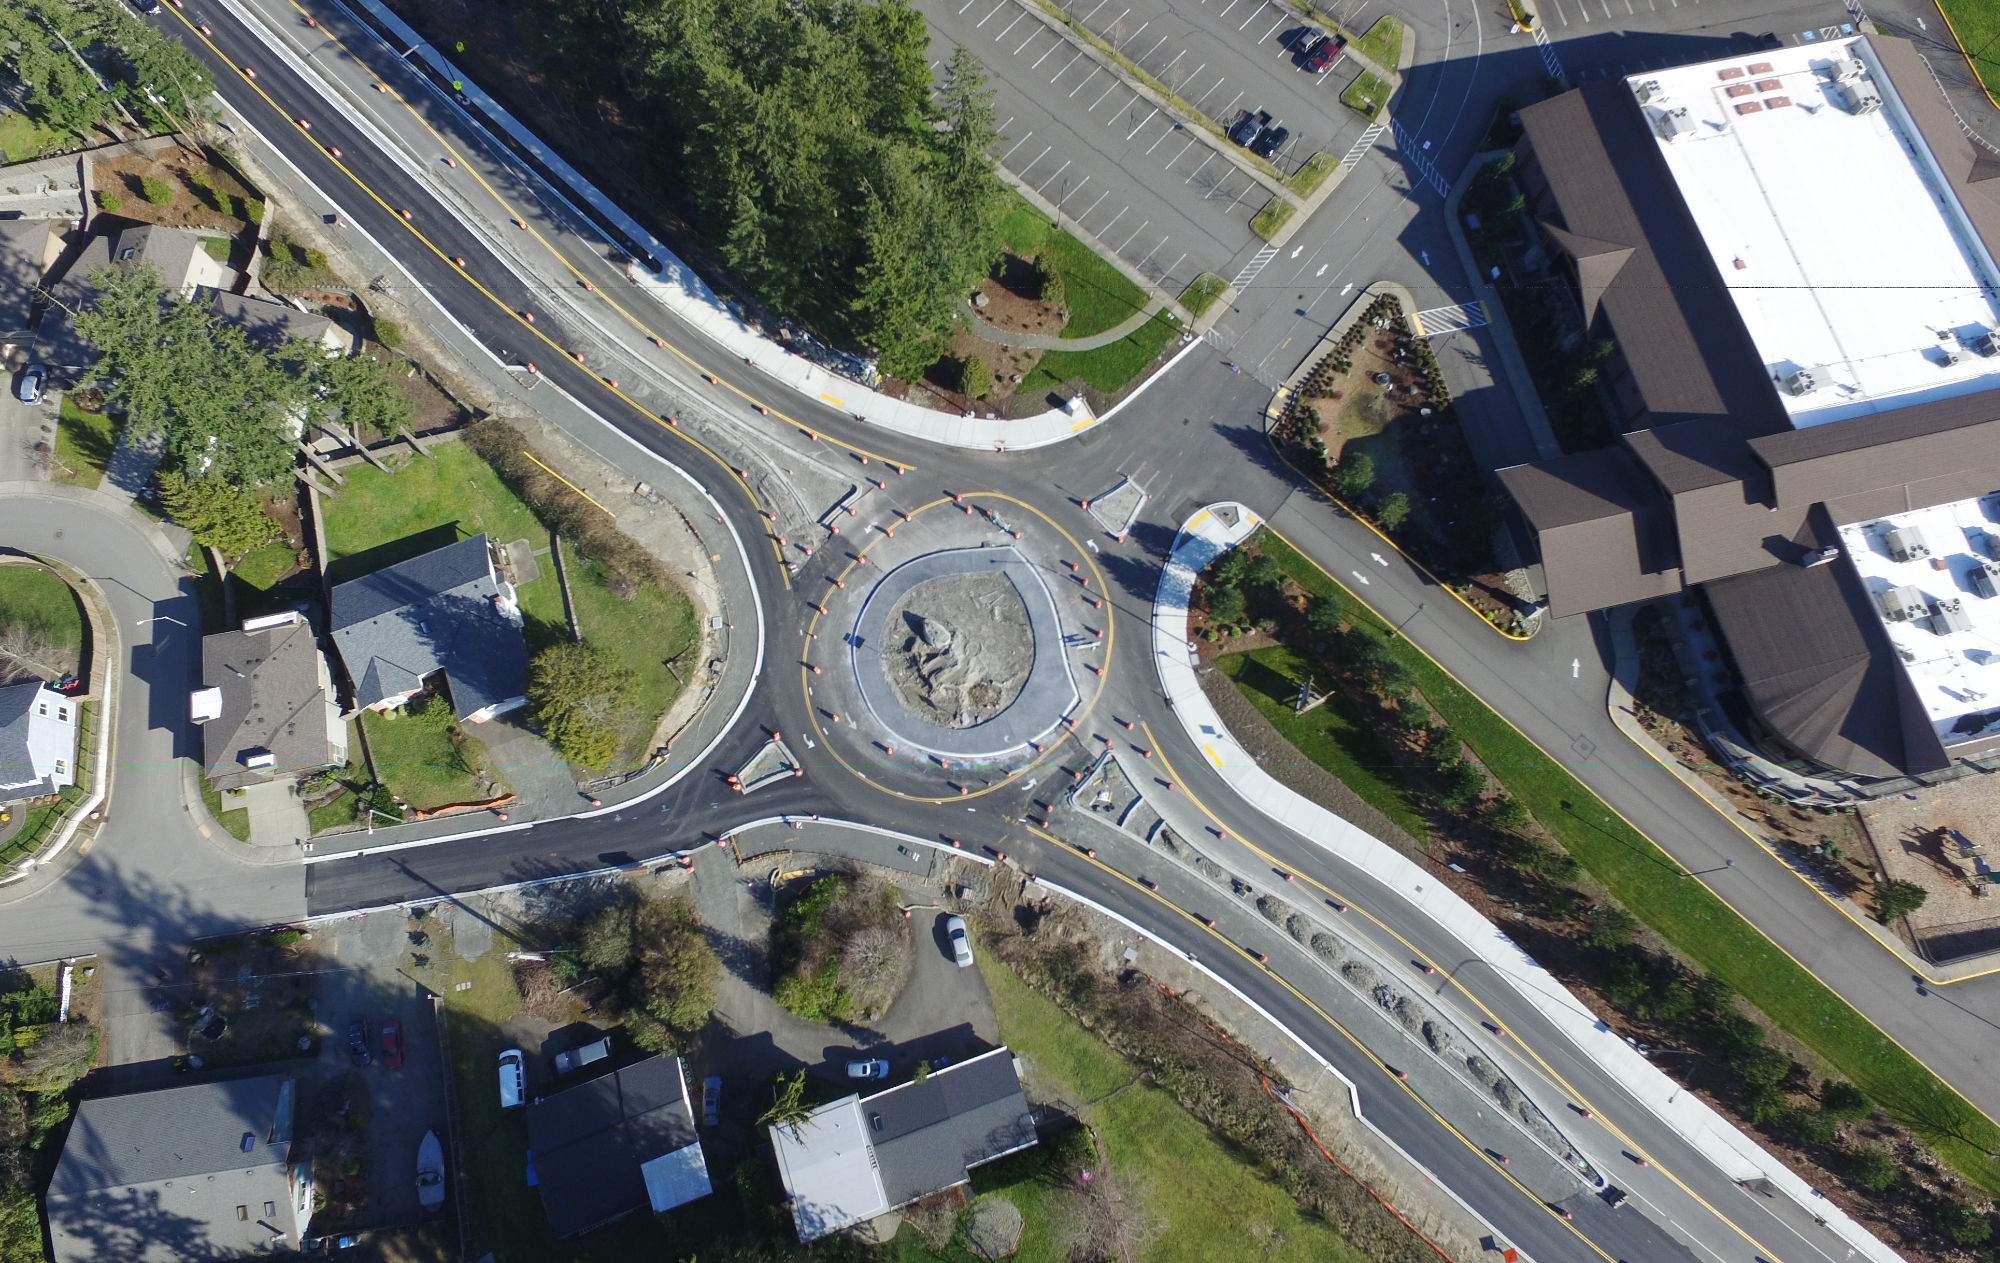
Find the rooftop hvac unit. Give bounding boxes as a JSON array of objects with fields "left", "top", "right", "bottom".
[
  {"left": 1941, "top": 347, "right": 1965, "bottom": 368},
  {"left": 1783, "top": 368, "right": 1819, "bottom": 396},
  {"left": 1830, "top": 57, "right": 1867, "bottom": 84},
  {"left": 1972, "top": 563, "right": 2000, "bottom": 600},
  {"left": 1880, "top": 583, "right": 1927, "bottom": 622},
  {"left": 1885, "top": 525, "right": 1931, "bottom": 562},
  {"left": 1801, "top": 545, "right": 1842, "bottom": 568},
  {"left": 1932, "top": 598, "right": 1973, "bottom": 635},
  {"left": 1975, "top": 331, "right": 2000, "bottom": 358},
  {"left": 1835, "top": 81, "right": 1883, "bottom": 115},
  {"left": 1654, "top": 107, "right": 1696, "bottom": 143},
  {"left": 1633, "top": 79, "right": 1665, "bottom": 105}
]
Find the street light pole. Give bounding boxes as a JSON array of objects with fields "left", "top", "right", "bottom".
[
  {"left": 1388, "top": 601, "right": 1426, "bottom": 639},
  {"left": 135, "top": 615, "right": 188, "bottom": 630}
]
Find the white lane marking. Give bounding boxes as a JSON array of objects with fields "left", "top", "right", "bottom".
[
  {"left": 1127, "top": 106, "right": 1160, "bottom": 140},
  {"left": 1070, "top": 67, "right": 1103, "bottom": 97},
  {"left": 1351, "top": 571, "right": 1371, "bottom": 586},
  {"left": 999, "top": 130, "right": 1035, "bottom": 162}
]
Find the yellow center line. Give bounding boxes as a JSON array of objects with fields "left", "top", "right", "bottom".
[
  {"left": 170, "top": 8, "right": 793, "bottom": 586},
  {"left": 1139, "top": 722, "right": 1786, "bottom": 1261},
  {"left": 279, "top": 0, "right": 912, "bottom": 470},
  {"left": 1019, "top": 820, "right": 1619, "bottom": 1262}
]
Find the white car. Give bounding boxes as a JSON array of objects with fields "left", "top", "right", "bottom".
[
  {"left": 14, "top": 365, "right": 44, "bottom": 405},
  {"left": 944, "top": 915, "right": 974, "bottom": 967},
  {"left": 497, "top": 1048, "right": 526, "bottom": 1108}
]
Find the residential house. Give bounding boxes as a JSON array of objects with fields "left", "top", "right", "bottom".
[
  {"left": 36, "top": 224, "right": 233, "bottom": 374},
  {"left": 0, "top": 217, "right": 67, "bottom": 337},
  {"left": 0, "top": 679, "right": 79, "bottom": 804},
  {"left": 329, "top": 533, "right": 529, "bottom": 722},
  {"left": 45, "top": 1073, "right": 313, "bottom": 1261},
  {"left": 525, "top": 1054, "right": 712, "bottom": 1237},
  {"left": 191, "top": 611, "right": 346, "bottom": 791},
  {"left": 770, "top": 1047, "right": 1038, "bottom": 1242},
  {"left": 208, "top": 289, "right": 352, "bottom": 356}
]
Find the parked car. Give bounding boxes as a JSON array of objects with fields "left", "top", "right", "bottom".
[
  {"left": 846, "top": 1058, "right": 890, "bottom": 1080},
  {"left": 14, "top": 364, "right": 44, "bottom": 404},
  {"left": 701, "top": 1075, "right": 722, "bottom": 1128},
  {"left": 1229, "top": 108, "right": 1272, "bottom": 147},
  {"left": 379, "top": 1018, "right": 403, "bottom": 1070},
  {"left": 129, "top": 0, "right": 163, "bottom": 14},
  {"left": 1302, "top": 32, "right": 1345, "bottom": 73},
  {"left": 1251, "top": 125, "right": 1291, "bottom": 160},
  {"left": 498, "top": 1048, "right": 526, "bottom": 1108},
  {"left": 554, "top": 1036, "right": 611, "bottom": 1075},
  {"left": 346, "top": 1020, "right": 370, "bottom": 1068},
  {"left": 944, "top": 915, "right": 974, "bottom": 967}
]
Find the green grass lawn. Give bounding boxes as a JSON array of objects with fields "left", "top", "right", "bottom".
[
  {"left": 54, "top": 397, "right": 115, "bottom": 490},
  {"left": 560, "top": 540, "right": 696, "bottom": 763},
  {"left": 1286, "top": 151, "right": 1336, "bottom": 197},
  {"left": 1254, "top": 528, "right": 2000, "bottom": 1194},
  {"left": 320, "top": 442, "right": 567, "bottom": 638},
  {"left": 1939, "top": 1, "right": 2000, "bottom": 100},
  {"left": 1020, "top": 310, "right": 1180, "bottom": 399},
  {"left": 0, "top": 111, "right": 71, "bottom": 161},
  {"left": 0, "top": 566, "right": 85, "bottom": 667},
  {"left": 198, "top": 776, "right": 252, "bottom": 843},
  {"left": 1341, "top": 70, "right": 1392, "bottom": 119},
  {"left": 1, "top": 784, "right": 85, "bottom": 867},
  {"left": 998, "top": 196, "right": 1152, "bottom": 340},
  {"left": 1215, "top": 646, "right": 1428, "bottom": 842},
  {"left": 1251, "top": 197, "right": 1296, "bottom": 241},
  {"left": 360, "top": 710, "right": 501, "bottom": 812},
  {"left": 917, "top": 955, "right": 1370, "bottom": 1263},
  {"left": 231, "top": 539, "right": 297, "bottom": 592},
  {"left": 1349, "top": 15, "right": 1405, "bottom": 69},
  {"left": 1179, "top": 273, "right": 1228, "bottom": 320}
]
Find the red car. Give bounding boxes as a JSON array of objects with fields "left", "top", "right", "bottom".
[{"left": 380, "top": 1018, "right": 403, "bottom": 1070}]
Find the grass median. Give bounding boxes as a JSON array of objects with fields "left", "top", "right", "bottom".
[
  {"left": 1938, "top": 1, "right": 2000, "bottom": 101},
  {"left": 1341, "top": 70, "right": 1392, "bottom": 120},
  {"left": 1350, "top": 15, "right": 1405, "bottom": 69},
  {"left": 1254, "top": 527, "right": 2000, "bottom": 1194}
]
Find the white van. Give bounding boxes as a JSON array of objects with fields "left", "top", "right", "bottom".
[{"left": 497, "top": 1049, "right": 526, "bottom": 1108}]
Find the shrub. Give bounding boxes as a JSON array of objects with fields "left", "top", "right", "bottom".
[
  {"left": 1331, "top": 450, "right": 1375, "bottom": 499},
  {"left": 1739, "top": 1081, "right": 1788, "bottom": 1126},
  {"left": 1840, "top": 1144, "right": 1900, "bottom": 1191},
  {"left": 1874, "top": 878, "right": 1927, "bottom": 924},
  {"left": 264, "top": 928, "right": 304, "bottom": 949},
  {"left": 1581, "top": 905, "right": 1638, "bottom": 951},
  {"left": 959, "top": 354, "right": 991, "bottom": 399},
  {"left": 304, "top": 247, "right": 330, "bottom": 272},
  {"left": 1820, "top": 1080, "right": 1870, "bottom": 1121},
  {"left": 1436, "top": 761, "right": 1485, "bottom": 813},
  {"left": 1789, "top": 1107, "right": 1839, "bottom": 1147},
  {"left": 1204, "top": 584, "right": 1246, "bottom": 626},
  {"left": 1037, "top": 260, "right": 1064, "bottom": 307},
  {"left": 1931, "top": 1199, "right": 1993, "bottom": 1246},
  {"left": 140, "top": 176, "right": 174, "bottom": 205},
  {"left": 1376, "top": 491, "right": 1411, "bottom": 532},
  {"left": 371, "top": 318, "right": 403, "bottom": 350},
  {"left": 95, "top": 190, "right": 122, "bottom": 214},
  {"left": 243, "top": 197, "right": 266, "bottom": 225}
]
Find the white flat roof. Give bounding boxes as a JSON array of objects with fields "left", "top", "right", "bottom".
[
  {"left": 1838, "top": 493, "right": 2000, "bottom": 747},
  {"left": 769, "top": 1095, "right": 888, "bottom": 1242},
  {"left": 1631, "top": 38, "right": 2000, "bottom": 428}
]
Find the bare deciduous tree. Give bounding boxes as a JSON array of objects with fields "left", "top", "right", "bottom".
[
  {"left": 0, "top": 621, "right": 74, "bottom": 685},
  {"left": 1054, "top": 1167, "right": 1160, "bottom": 1263}
]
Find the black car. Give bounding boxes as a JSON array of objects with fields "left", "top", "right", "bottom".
[
  {"left": 1229, "top": 108, "right": 1272, "bottom": 147},
  {"left": 346, "top": 1020, "right": 372, "bottom": 1068},
  {"left": 1250, "top": 125, "right": 1290, "bottom": 160}
]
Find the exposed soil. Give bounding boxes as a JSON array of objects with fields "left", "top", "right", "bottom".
[
  {"left": 883, "top": 574, "right": 1033, "bottom": 728},
  {"left": 93, "top": 149, "right": 259, "bottom": 246},
  {"left": 928, "top": 325, "right": 1042, "bottom": 414},
  {"left": 977, "top": 255, "right": 1067, "bottom": 335}
]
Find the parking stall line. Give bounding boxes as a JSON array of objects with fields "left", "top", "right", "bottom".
[
  {"left": 1168, "top": 136, "right": 1200, "bottom": 165},
  {"left": 997, "top": 114, "right": 1015, "bottom": 134},
  {"left": 1161, "top": 49, "right": 1188, "bottom": 77},
  {"left": 1079, "top": 188, "right": 1111, "bottom": 220},
  {"left": 1145, "top": 125, "right": 1177, "bottom": 154},
  {"left": 1180, "top": 62, "right": 1207, "bottom": 94},
  {"left": 1090, "top": 83, "right": 1121, "bottom": 111},
  {"left": 1262, "top": 18, "right": 1287, "bottom": 43},
  {"left": 993, "top": 13, "right": 1025, "bottom": 41},
  {"left": 957, "top": 0, "right": 979, "bottom": 12},
  {"left": 1000, "top": 130, "right": 1035, "bottom": 161},
  {"left": 1116, "top": 219, "right": 1151, "bottom": 252},
  {"left": 1037, "top": 159, "right": 1073, "bottom": 192},
  {"left": 1183, "top": 153, "right": 1217, "bottom": 185},
  {"left": 1217, "top": 0, "right": 1244, "bottom": 16},
  {"left": 1599, "top": 0, "right": 1611, "bottom": 18},
  {"left": 1080, "top": 0, "right": 1113, "bottom": 19},
  {"left": 1019, "top": 145, "right": 1053, "bottom": 174},
  {"left": 1122, "top": 21, "right": 1150, "bottom": 51},
  {"left": 1217, "top": 89, "right": 1245, "bottom": 121},
  {"left": 1164, "top": 250, "right": 1188, "bottom": 280},
  {"left": 1057, "top": 174, "right": 1092, "bottom": 208},
  {"left": 1226, "top": 180, "right": 1258, "bottom": 211},
  {"left": 1070, "top": 67, "right": 1103, "bottom": 97},
  {"left": 1017, "top": 31, "right": 1043, "bottom": 54},
  {"left": 975, "top": 2, "right": 1006, "bottom": 27},
  {"left": 1032, "top": 42, "right": 1063, "bottom": 69},
  {"left": 1139, "top": 34, "right": 1170, "bottom": 63},
  {"left": 1138, "top": 234, "right": 1171, "bottom": 272},
  {"left": 1127, "top": 106, "right": 1161, "bottom": 140},
  {"left": 1099, "top": 205, "right": 1130, "bottom": 236},
  {"left": 1193, "top": 75, "right": 1228, "bottom": 111},
  {"left": 1049, "top": 49, "right": 1084, "bottom": 81},
  {"left": 1105, "top": 6, "right": 1131, "bottom": 30}
]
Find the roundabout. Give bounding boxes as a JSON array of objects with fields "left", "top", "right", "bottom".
[{"left": 798, "top": 490, "right": 1115, "bottom": 798}]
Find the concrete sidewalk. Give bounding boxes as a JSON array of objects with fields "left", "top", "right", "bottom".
[{"left": 1151, "top": 503, "right": 1899, "bottom": 1263}]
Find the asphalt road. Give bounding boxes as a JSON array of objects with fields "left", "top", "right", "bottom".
[{"left": 2, "top": 0, "right": 1974, "bottom": 1257}]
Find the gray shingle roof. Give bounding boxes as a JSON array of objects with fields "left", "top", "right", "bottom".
[
  {"left": 0, "top": 219, "right": 61, "bottom": 331},
  {"left": 866, "top": 1048, "right": 1036, "bottom": 1208},
  {"left": 525, "top": 1054, "right": 708, "bottom": 1237},
  {"left": 46, "top": 1074, "right": 302, "bottom": 1262},
  {"left": 207, "top": 289, "right": 336, "bottom": 353},
  {"left": 329, "top": 534, "right": 528, "bottom": 719},
  {"left": 0, "top": 680, "right": 57, "bottom": 799},
  {"left": 200, "top": 616, "right": 339, "bottom": 791}
]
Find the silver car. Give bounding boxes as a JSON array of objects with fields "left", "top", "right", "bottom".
[
  {"left": 846, "top": 1058, "right": 890, "bottom": 1080},
  {"left": 14, "top": 364, "right": 44, "bottom": 405},
  {"left": 944, "top": 915, "right": 974, "bottom": 967}
]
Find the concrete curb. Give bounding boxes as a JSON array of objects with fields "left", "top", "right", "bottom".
[{"left": 1153, "top": 503, "right": 1902, "bottom": 1263}]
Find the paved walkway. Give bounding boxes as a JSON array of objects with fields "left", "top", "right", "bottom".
[
  {"left": 1151, "top": 502, "right": 1899, "bottom": 1263},
  {"left": 965, "top": 299, "right": 1166, "bottom": 351}
]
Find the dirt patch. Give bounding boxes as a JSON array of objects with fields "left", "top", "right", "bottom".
[
  {"left": 1860, "top": 777, "right": 2000, "bottom": 958},
  {"left": 978, "top": 256, "right": 1066, "bottom": 334},
  {"left": 180, "top": 932, "right": 322, "bottom": 1069},
  {"left": 883, "top": 574, "right": 1034, "bottom": 728},
  {"left": 93, "top": 148, "right": 260, "bottom": 241}
]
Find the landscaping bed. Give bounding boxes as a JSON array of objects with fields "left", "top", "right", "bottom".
[
  {"left": 1269, "top": 294, "right": 1519, "bottom": 631},
  {"left": 769, "top": 872, "right": 912, "bottom": 1024},
  {"left": 1217, "top": 529, "right": 2000, "bottom": 1250},
  {"left": 91, "top": 146, "right": 262, "bottom": 242}
]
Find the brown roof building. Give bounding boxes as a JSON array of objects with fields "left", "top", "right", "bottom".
[{"left": 1498, "top": 34, "right": 2000, "bottom": 779}]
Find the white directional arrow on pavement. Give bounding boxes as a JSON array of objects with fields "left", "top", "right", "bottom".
[
  {"left": 1340, "top": 283, "right": 1354, "bottom": 296},
  {"left": 1291, "top": 245, "right": 1303, "bottom": 258},
  {"left": 1371, "top": 552, "right": 1388, "bottom": 566},
  {"left": 1572, "top": 658, "right": 1581, "bottom": 679},
  {"left": 1316, "top": 264, "right": 1327, "bottom": 276},
  {"left": 1351, "top": 571, "right": 1371, "bottom": 585}
]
